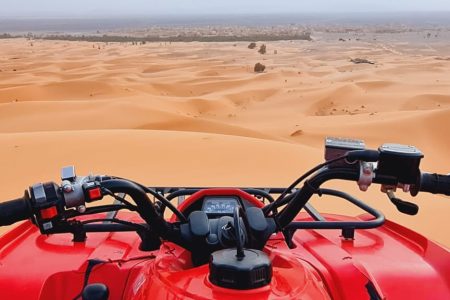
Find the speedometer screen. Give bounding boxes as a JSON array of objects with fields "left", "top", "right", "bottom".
[{"left": 202, "top": 196, "right": 239, "bottom": 215}]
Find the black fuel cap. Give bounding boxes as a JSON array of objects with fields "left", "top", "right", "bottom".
[{"left": 209, "top": 248, "right": 272, "bottom": 290}]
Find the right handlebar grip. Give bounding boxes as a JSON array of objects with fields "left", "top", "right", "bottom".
[
  {"left": 420, "top": 173, "right": 450, "bottom": 196},
  {"left": 0, "top": 191, "right": 33, "bottom": 226}
]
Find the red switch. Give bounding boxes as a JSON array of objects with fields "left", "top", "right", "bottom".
[
  {"left": 40, "top": 206, "right": 58, "bottom": 219},
  {"left": 88, "top": 187, "right": 102, "bottom": 201}
]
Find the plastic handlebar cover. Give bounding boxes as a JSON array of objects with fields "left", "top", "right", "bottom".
[
  {"left": 420, "top": 173, "right": 450, "bottom": 196},
  {"left": 0, "top": 192, "right": 32, "bottom": 226}
]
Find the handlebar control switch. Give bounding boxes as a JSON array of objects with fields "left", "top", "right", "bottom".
[
  {"left": 62, "top": 173, "right": 101, "bottom": 208},
  {"left": 30, "top": 182, "right": 65, "bottom": 234},
  {"left": 83, "top": 182, "right": 103, "bottom": 202},
  {"left": 377, "top": 144, "right": 423, "bottom": 185},
  {"left": 62, "top": 180, "right": 87, "bottom": 208}
]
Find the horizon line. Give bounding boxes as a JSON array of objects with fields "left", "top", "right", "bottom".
[{"left": 2, "top": 10, "right": 450, "bottom": 19}]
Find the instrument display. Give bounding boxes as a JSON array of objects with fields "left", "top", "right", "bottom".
[{"left": 202, "top": 196, "right": 239, "bottom": 215}]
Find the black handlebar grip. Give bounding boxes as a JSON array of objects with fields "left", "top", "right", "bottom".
[
  {"left": 0, "top": 191, "right": 33, "bottom": 226},
  {"left": 420, "top": 173, "right": 450, "bottom": 196}
]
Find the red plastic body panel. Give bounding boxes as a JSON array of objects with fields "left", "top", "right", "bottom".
[
  {"left": 0, "top": 189, "right": 449, "bottom": 299},
  {"left": 291, "top": 214, "right": 450, "bottom": 300},
  {"left": 0, "top": 214, "right": 153, "bottom": 299},
  {"left": 123, "top": 241, "right": 331, "bottom": 300}
]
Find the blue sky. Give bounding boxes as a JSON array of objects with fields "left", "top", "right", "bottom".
[{"left": 1, "top": 0, "right": 450, "bottom": 17}]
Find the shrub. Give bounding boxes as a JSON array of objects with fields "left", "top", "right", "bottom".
[
  {"left": 254, "top": 63, "right": 266, "bottom": 73},
  {"left": 258, "top": 44, "right": 266, "bottom": 54}
]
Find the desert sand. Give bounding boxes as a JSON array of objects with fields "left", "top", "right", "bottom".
[{"left": 0, "top": 37, "right": 449, "bottom": 246}]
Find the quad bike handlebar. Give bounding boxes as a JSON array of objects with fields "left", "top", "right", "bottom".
[{"left": 0, "top": 138, "right": 449, "bottom": 255}]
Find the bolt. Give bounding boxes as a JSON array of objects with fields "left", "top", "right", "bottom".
[
  {"left": 359, "top": 185, "right": 368, "bottom": 191},
  {"left": 77, "top": 205, "right": 86, "bottom": 213},
  {"left": 402, "top": 184, "right": 410, "bottom": 193},
  {"left": 63, "top": 183, "right": 73, "bottom": 193}
]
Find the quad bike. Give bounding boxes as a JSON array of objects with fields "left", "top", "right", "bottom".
[{"left": 0, "top": 137, "right": 448, "bottom": 299}]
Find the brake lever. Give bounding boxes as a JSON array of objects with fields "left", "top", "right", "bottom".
[{"left": 386, "top": 190, "right": 419, "bottom": 215}]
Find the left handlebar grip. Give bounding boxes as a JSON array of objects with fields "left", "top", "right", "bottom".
[{"left": 0, "top": 191, "right": 33, "bottom": 226}]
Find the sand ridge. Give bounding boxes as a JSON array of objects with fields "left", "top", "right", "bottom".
[{"left": 0, "top": 38, "right": 449, "bottom": 246}]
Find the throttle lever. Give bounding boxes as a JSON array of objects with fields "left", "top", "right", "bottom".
[{"left": 386, "top": 190, "right": 419, "bottom": 215}]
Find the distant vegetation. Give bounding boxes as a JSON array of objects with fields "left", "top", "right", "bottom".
[
  {"left": 0, "top": 33, "right": 13, "bottom": 39},
  {"left": 0, "top": 32, "right": 313, "bottom": 43},
  {"left": 350, "top": 58, "right": 375, "bottom": 65},
  {"left": 41, "top": 33, "right": 313, "bottom": 43}
]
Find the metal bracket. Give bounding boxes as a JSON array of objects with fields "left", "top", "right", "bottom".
[
  {"left": 358, "top": 162, "right": 374, "bottom": 191},
  {"left": 341, "top": 228, "right": 355, "bottom": 240}
]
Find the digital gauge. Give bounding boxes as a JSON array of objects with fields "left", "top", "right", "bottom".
[{"left": 202, "top": 196, "right": 239, "bottom": 215}]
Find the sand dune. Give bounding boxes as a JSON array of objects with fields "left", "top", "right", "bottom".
[{"left": 0, "top": 38, "right": 449, "bottom": 246}]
